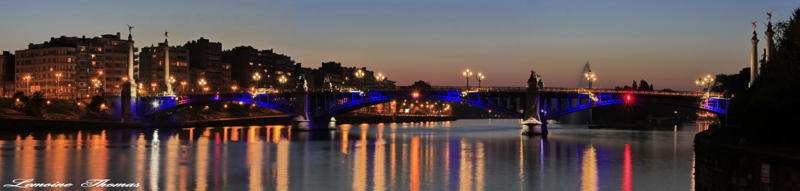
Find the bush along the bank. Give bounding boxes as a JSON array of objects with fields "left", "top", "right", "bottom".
[{"left": 0, "top": 91, "right": 96, "bottom": 119}]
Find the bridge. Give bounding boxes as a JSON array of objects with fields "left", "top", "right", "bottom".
[{"left": 135, "top": 84, "right": 728, "bottom": 130}]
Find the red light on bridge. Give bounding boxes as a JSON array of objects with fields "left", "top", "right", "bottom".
[
  {"left": 625, "top": 94, "right": 633, "bottom": 102},
  {"left": 412, "top": 92, "right": 420, "bottom": 98}
]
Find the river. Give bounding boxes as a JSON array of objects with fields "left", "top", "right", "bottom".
[{"left": 0, "top": 119, "right": 708, "bottom": 190}]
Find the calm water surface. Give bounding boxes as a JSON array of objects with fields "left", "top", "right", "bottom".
[{"left": 0, "top": 119, "right": 708, "bottom": 190}]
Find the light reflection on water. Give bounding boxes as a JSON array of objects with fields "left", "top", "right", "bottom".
[{"left": 0, "top": 119, "right": 700, "bottom": 190}]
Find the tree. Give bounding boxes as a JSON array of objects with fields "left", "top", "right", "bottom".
[
  {"left": 410, "top": 80, "right": 432, "bottom": 90},
  {"left": 728, "top": 6, "right": 800, "bottom": 146},
  {"left": 638, "top": 80, "right": 652, "bottom": 91},
  {"left": 632, "top": 81, "right": 638, "bottom": 90},
  {"left": 88, "top": 96, "right": 106, "bottom": 112}
]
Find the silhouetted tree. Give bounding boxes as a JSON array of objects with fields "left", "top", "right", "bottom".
[
  {"left": 632, "top": 81, "right": 638, "bottom": 90},
  {"left": 410, "top": 80, "right": 432, "bottom": 90},
  {"left": 638, "top": 80, "right": 652, "bottom": 91},
  {"left": 88, "top": 96, "right": 106, "bottom": 112},
  {"left": 29, "top": 92, "right": 45, "bottom": 107},
  {"left": 728, "top": 6, "right": 800, "bottom": 146}
]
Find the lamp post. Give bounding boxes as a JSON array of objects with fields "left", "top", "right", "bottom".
[
  {"left": 584, "top": 70, "right": 597, "bottom": 89},
  {"left": 151, "top": 83, "right": 157, "bottom": 95},
  {"left": 180, "top": 81, "right": 187, "bottom": 94},
  {"left": 703, "top": 74, "right": 714, "bottom": 95},
  {"left": 463, "top": 69, "right": 472, "bottom": 90},
  {"left": 279, "top": 76, "right": 287, "bottom": 91},
  {"left": 252, "top": 73, "right": 261, "bottom": 90},
  {"left": 168, "top": 76, "right": 175, "bottom": 95},
  {"left": 476, "top": 73, "right": 484, "bottom": 90},
  {"left": 55, "top": 73, "right": 62, "bottom": 98},
  {"left": 198, "top": 79, "right": 206, "bottom": 94},
  {"left": 231, "top": 86, "right": 238, "bottom": 93},
  {"left": 355, "top": 69, "right": 364, "bottom": 90},
  {"left": 24, "top": 76, "right": 31, "bottom": 96},
  {"left": 695, "top": 78, "right": 705, "bottom": 92},
  {"left": 98, "top": 70, "right": 105, "bottom": 94},
  {"left": 376, "top": 73, "right": 385, "bottom": 89}
]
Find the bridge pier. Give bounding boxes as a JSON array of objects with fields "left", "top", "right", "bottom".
[{"left": 522, "top": 71, "right": 547, "bottom": 135}]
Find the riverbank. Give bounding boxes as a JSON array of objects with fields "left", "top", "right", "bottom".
[
  {"left": 694, "top": 128, "right": 800, "bottom": 190},
  {"left": 0, "top": 115, "right": 459, "bottom": 130}
]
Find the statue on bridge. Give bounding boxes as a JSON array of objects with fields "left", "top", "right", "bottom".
[
  {"left": 297, "top": 74, "right": 308, "bottom": 92},
  {"left": 528, "top": 70, "right": 543, "bottom": 89},
  {"left": 323, "top": 75, "right": 333, "bottom": 90}
]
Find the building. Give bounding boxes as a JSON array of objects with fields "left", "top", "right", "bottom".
[
  {"left": 138, "top": 41, "right": 189, "bottom": 95},
  {"left": 310, "top": 61, "right": 395, "bottom": 90},
  {"left": 14, "top": 33, "right": 135, "bottom": 99},
  {"left": 223, "top": 46, "right": 296, "bottom": 91},
  {"left": 1, "top": 51, "right": 13, "bottom": 96},
  {"left": 184, "top": 38, "right": 233, "bottom": 93}
]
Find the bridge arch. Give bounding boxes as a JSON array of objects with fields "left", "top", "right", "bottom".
[
  {"left": 309, "top": 91, "right": 524, "bottom": 120},
  {"left": 545, "top": 97, "right": 728, "bottom": 119},
  {"left": 141, "top": 94, "right": 294, "bottom": 118}
]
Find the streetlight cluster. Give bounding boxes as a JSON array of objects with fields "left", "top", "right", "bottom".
[
  {"left": 584, "top": 70, "right": 597, "bottom": 89},
  {"left": 695, "top": 74, "right": 714, "bottom": 93},
  {"left": 462, "top": 69, "right": 486, "bottom": 90}
]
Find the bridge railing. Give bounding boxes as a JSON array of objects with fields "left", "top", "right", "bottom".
[{"left": 147, "top": 86, "right": 723, "bottom": 98}]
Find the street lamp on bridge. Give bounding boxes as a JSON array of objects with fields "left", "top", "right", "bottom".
[
  {"left": 463, "top": 69, "right": 473, "bottom": 89},
  {"left": 584, "top": 70, "right": 597, "bottom": 89},
  {"left": 695, "top": 78, "right": 705, "bottom": 92},
  {"left": 279, "top": 76, "right": 287, "bottom": 91},
  {"left": 703, "top": 75, "right": 714, "bottom": 95},
  {"left": 252, "top": 73, "right": 261, "bottom": 90},
  {"left": 376, "top": 73, "right": 385, "bottom": 89},
  {"left": 476, "top": 73, "right": 484, "bottom": 90},
  {"left": 355, "top": 69, "right": 365, "bottom": 90}
]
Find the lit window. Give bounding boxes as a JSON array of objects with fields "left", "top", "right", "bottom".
[
  {"left": 92, "top": 61, "right": 96, "bottom": 66},
  {"left": 67, "top": 58, "right": 72, "bottom": 63},
  {"left": 287, "top": 72, "right": 291, "bottom": 76},
  {"left": 249, "top": 62, "right": 253, "bottom": 66},
  {"left": 264, "top": 69, "right": 268, "bottom": 73}
]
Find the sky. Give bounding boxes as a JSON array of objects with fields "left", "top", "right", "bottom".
[{"left": 1, "top": 0, "right": 798, "bottom": 91}]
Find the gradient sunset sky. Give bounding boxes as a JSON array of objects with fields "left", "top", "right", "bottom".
[{"left": 1, "top": 0, "right": 797, "bottom": 91}]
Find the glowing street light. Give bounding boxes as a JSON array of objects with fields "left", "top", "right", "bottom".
[
  {"left": 199, "top": 79, "right": 207, "bottom": 94},
  {"left": 252, "top": 73, "right": 261, "bottom": 90},
  {"left": 476, "top": 73, "right": 484, "bottom": 89},
  {"left": 151, "top": 83, "right": 157, "bottom": 93},
  {"left": 180, "top": 81, "right": 187, "bottom": 93},
  {"left": 279, "top": 76, "right": 287, "bottom": 91},
  {"left": 463, "top": 69, "right": 473, "bottom": 89},
  {"left": 55, "top": 73, "right": 62, "bottom": 98},
  {"left": 584, "top": 70, "right": 597, "bottom": 89},
  {"left": 355, "top": 69, "right": 365, "bottom": 90},
  {"left": 703, "top": 74, "right": 714, "bottom": 94},
  {"left": 695, "top": 78, "right": 705, "bottom": 92},
  {"left": 376, "top": 73, "right": 385, "bottom": 88},
  {"left": 231, "top": 86, "right": 238, "bottom": 93},
  {"left": 23, "top": 76, "right": 32, "bottom": 96}
]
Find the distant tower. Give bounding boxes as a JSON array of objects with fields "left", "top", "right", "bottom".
[
  {"left": 750, "top": 30, "right": 759, "bottom": 87},
  {"left": 765, "top": 22, "right": 775, "bottom": 63},
  {"left": 164, "top": 36, "right": 172, "bottom": 95}
]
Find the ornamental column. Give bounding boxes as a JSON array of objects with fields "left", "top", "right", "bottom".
[
  {"left": 123, "top": 32, "right": 139, "bottom": 122},
  {"left": 749, "top": 30, "right": 759, "bottom": 87},
  {"left": 765, "top": 22, "right": 774, "bottom": 63},
  {"left": 164, "top": 38, "right": 172, "bottom": 95}
]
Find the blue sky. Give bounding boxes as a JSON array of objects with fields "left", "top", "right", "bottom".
[{"left": 1, "top": 0, "right": 797, "bottom": 90}]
